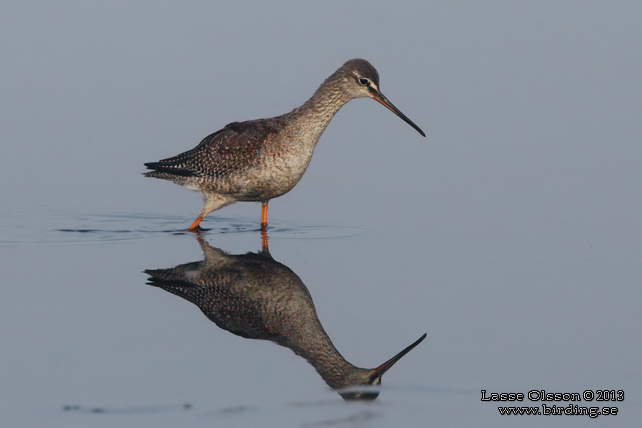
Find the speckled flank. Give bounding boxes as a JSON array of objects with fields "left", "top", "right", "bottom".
[{"left": 144, "top": 59, "right": 425, "bottom": 226}]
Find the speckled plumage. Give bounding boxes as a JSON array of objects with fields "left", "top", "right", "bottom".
[
  {"left": 145, "top": 236, "right": 426, "bottom": 400},
  {"left": 144, "top": 59, "right": 425, "bottom": 229}
]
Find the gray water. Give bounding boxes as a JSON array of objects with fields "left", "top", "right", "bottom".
[{"left": 2, "top": 2, "right": 641, "bottom": 427}]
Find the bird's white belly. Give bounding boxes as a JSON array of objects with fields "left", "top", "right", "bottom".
[{"left": 184, "top": 182, "right": 203, "bottom": 192}]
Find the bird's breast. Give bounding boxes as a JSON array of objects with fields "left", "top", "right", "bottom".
[{"left": 242, "top": 145, "right": 314, "bottom": 199}]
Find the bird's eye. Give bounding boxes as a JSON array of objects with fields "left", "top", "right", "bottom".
[{"left": 359, "top": 78, "right": 370, "bottom": 86}]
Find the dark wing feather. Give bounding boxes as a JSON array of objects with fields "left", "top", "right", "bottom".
[
  {"left": 145, "top": 266, "right": 275, "bottom": 340},
  {"left": 145, "top": 119, "right": 280, "bottom": 179}
]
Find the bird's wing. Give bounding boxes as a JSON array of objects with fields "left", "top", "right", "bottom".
[
  {"left": 145, "top": 119, "right": 280, "bottom": 178},
  {"left": 145, "top": 265, "right": 277, "bottom": 340}
]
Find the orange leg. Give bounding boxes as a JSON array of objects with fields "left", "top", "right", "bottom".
[
  {"left": 260, "top": 227, "right": 269, "bottom": 251},
  {"left": 187, "top": 216, "right": 203, "bottom": 231},
  {"left": 260, "top": 201, "right": 268, "bottom": 230}
]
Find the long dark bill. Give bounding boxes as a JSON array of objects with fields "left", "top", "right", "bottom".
[
  {"left": 371, "top": 333, "right": 427, "bottom": 380},
  {"left": 372, "top": 92, "right": 426, "bottom": 137}
]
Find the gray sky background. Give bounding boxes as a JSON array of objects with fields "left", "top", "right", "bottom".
[{"left": 3, "top": 1, "right": 640, "bottom": 229}]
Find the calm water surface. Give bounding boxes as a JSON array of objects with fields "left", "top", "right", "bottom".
[
  {"left": 3, "top": 2, "right": 642, "bottom": 427},
  {"left": 2, "top": 208, "right": 640, "bottom": 427},
  {"left": 1, "top": 211, "right": 441, "bottom": 427}
]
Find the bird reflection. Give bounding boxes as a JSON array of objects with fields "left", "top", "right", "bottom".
[{"left": 144, "top": 234, "right": 426, "bottom": 400}]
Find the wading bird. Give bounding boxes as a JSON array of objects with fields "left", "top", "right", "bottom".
[{"left": 144, "top": 59, "right": 425, "bottom": 230}]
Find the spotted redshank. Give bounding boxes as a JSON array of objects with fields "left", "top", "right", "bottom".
[
  {"left": 144, "top": 59, "right": 425, "bottom": 230},
  {"left": 145, "top": 235, "right": 427, "bottom": 400}
]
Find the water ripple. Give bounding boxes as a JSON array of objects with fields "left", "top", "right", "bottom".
[{"left": 0, "top": 209, "right": 365, "bottom": 246}]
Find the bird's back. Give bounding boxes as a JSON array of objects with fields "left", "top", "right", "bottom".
[
  {"left": 145, "top": 250, "right": 318, "bottom": 341},
  {"left": 144, "top": 119, "right": 283, "bottom": 181}
]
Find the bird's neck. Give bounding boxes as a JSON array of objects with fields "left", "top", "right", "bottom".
[
  {"left": 309, "top": 350, "right": 369, "bottom": 390},
  {"left": 281, "top": 329, "right": 367, "bottom": 390},
  {"left": 287, "top": 71, "right": 353, "bottom": 143}
]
